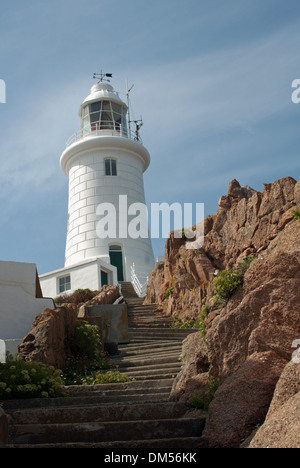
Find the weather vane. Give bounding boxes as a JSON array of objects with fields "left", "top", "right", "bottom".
[{"left": 93, "top": 70, "right": 113, "bottom": 83}]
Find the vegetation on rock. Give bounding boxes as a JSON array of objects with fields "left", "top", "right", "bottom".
[
  {"left": 190, "top": 377, "right": 219, "bottom": 410},
  {"left": 0, "top": 359, "right": 65, "bottom": 399}
]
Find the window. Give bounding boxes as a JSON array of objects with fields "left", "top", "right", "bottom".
[
  {"left": 105, "top": 159, "right": 117, "bottom": 176},
  {"left": 58, "top": 275, "right": 71, "bottom": 294}
]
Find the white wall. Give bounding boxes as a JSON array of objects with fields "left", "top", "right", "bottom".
[
  {"left": 0, "top": 261, "right": 54, "bottom": 340},
  {"left": 0, "top": 339, "right": 22, "bottom": 362},
  {"left": 60, "top": 136, "right": 155, "bottom": 282},
  {"left": 39, "top": 257, "right": 118, "bottom": 299}
]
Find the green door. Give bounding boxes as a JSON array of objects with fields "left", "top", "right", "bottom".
[
  {"left": 101, "top": 270, "right": 108, "bottom": 286},
  {"left": 109, "top": 250, "right": 124, "bottom": 281}
]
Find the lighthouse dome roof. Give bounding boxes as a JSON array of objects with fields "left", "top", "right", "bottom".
[{"left": 80, "top": 81, "right": 127, "bottom": 111}]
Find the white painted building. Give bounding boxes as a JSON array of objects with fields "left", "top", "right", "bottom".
[
  {"left": 40, "top": 77, "right": 155, "bottom": 298},
  {"left": 0, "top": 261, "right": 54, "bottom": 355}
]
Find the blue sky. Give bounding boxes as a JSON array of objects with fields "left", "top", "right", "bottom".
[{"left": 0, "top": 0, "right": 300, "bottom": 275}]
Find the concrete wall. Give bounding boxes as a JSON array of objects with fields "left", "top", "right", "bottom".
[
  {"left": 0, "top": 261, "right": 54, "bottom": 340},
  {"left": 86, "top": 303, "right": 128, "bottom": 345}
]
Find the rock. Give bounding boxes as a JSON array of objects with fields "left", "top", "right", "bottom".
[
  {"left": 203, "top": 352, "right": 287, "bottom": 448},
  {"left": 77, "top": 285, "right": 120, "bottom": 317},
  {"left": 202, "top": 246, "right": 300, "bottom": 447},
  {"left": 90, "top": 285, "right": 120, "bottom": 305},
  {"left": 144, "top": 261, "right": 165, "bottom": 305},
  {"left": 0, "top": 408, "right": 8, "bottom": 447},
  {"left": 248, "top": 361, "right": 300, "bottom": 448},
  {"left": 170, "top": 332, "right": 209, "bottom": 402},
  {"left": 145, "top": 175, "right": 300, "bottom": 448},
  {"left": 295, "top": 179, "right": 300, "bottom": 207},
  {"left": 18, "top": 305, "right": 78, "bottom": 369}
]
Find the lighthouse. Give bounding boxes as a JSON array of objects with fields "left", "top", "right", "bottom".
[{"left": 40, "top": 75, "right": 155, "bottom": 297}]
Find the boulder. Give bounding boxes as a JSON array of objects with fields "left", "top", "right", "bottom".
[
  {"left": 249, "top": 361, "right": 300, "bottom": 448},
  {"left": 170, "top": 332, "right": 209, "bottom": 402},
  {"left": 18, "top": 304, "right": 78, "bottom": 369}
]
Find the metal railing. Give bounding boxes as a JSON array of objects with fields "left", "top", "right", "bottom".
[
  {"left": 130, "top": 263, "right": 149, "bottom": 298},
  {"left": 66, "top": 121, "right": 143, "bottom": 147}
]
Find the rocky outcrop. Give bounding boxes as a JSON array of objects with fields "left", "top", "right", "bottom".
[
  {"left": 146, "top": 176, "right": 300, "bottom": 448},
  {"left": 77, "top": 285, "right": 121, "bottom": 318},
  {"left": 18, "top": 285, "right": 121, "bottom": 369},
  {"left": 18, "top": 305, "right": 78, "bottom": 369},
  {"left": 145, "top": 177, "right": 297, "bottom": 319},
  {"left": 248, "top": 361, "right": 300, "bottom": 448}
]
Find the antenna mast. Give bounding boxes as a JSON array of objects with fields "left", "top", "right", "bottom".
[
  {"left": 126, "top": 78, "right": 134, "bottom": 137},
  {"left": 126, "top": 79, "right": 143, "bottom": 141},
  {"left": 93, "top": 70, "right": 113, "bottom": 82}
]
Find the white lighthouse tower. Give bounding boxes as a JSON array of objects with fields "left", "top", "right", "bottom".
[{"left": 40, "top": 75, "right": 155, "bottom": 297}]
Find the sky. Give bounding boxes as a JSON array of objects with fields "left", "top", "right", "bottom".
[{"left": 0, "top": 0, "right": 300, "bottom": 275}]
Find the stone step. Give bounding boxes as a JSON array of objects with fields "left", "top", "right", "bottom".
[
  {"left": 128, "top": 328, "right": 198, "bottom": 338},
  {"left": 127, "top": 322, "right": 172, "bottom": 329},
  {"left": 7, "top": 436, "right": 207, "bottom": 448},
  {"left": 118, "top": 340, "right": 183, "bottom": 352},
  {"left": 66, "top": 378, "right": 174, "bottom": 394},
  {"left": 9, "top": 417, "right": 204, "bottom": 445},
  {"left": 9, "top": 401, "right": 188, "bottom": 425},
  {"left": 120, "top": 365, "right": 182, "bottom": 379},
  {"left": 116, "top": 344, "right": 182, "bottom": 357},
  {"left": 3, "top": 292, "right": 208, "bottom": 449},
  {"left": 111, "top": 353, "right": 181, "bottom": 369}
]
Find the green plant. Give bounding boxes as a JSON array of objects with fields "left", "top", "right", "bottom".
[
  {"left": 238, "top": 255, "right": 256, "bottom": 273},
  {"left": 63, "top": 320, "right": 111, "bottom": 385},
  {"left": 190, "top": 377, "right": 219, "bottom": 410},
  {"left": 171, "top": 318, "right": 201, "bottom": 329},
  {"left": 63, "top": 355, "right": 111, "bottom": 386},
  {"left": 81, "top": 370, "right": 135, "bottom": 385},
  {"left": 212, "top": 268, "right": 243, "bottom": 301},
  {"left": 199, "top": 305, "right": 210, "bottom": 339},
  {"left": 0, "top": 359, "right": 65, "bottom": 399},
  {"left": 292, "top": 208, "right": 300, "bottom": 220},
  {"left": 164, "top": 286, "right": 174, "bottom": 299},
  {"left": 70, "top": 320, "right": 102, "bottom": 360}
]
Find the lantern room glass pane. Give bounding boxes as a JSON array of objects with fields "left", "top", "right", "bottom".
[{"left": 101, "top": 101, "right": 113, "bottom": 129}]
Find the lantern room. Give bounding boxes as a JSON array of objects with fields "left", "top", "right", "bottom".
[{"left": 79, "top": 81, "right": 128, "bottom": 138}]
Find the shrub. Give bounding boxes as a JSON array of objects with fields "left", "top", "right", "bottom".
[
  {"left": 164, "top": 286, "right": 174, "bottom": 299},
  {"left": 190, "top": 377, "right": 219, "bottom": 410},
  {"left": 81, "top": 370, "right": 135, "bottom": 385},
  {"left": 292, "top": 208, "right": 300, "bottom": 220},
  {"left": 171, "top": 317, "right": 202, "bottom": 329},
  {"left": 238, "top": 255, "right": 256, "bottom": 273},
  {"left": 70, "top": 320, "right": 102, "bottom": 360},
  {"left": 0, "top": 360, "right": 65, "bottom": 399},
  {"left": 63, "top": 320, "right": 110, "bottom": 385},
  {"left": 63, "top": 356, "right": 111, "bottom": 386},
  {"left": 212, "top": 269, "right": 243, "bottom": 301}
]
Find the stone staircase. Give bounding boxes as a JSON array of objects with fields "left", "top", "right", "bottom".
[{"left": 2, "top": 282, "right": 206, "bottom": 448}]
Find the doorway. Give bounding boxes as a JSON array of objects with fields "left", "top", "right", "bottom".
[
  {"left": 109, "top": 245, "right": 124, "bottom": 282},
  {"left": 101, "top": 270, "right": 108, "bottom": 286}
]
